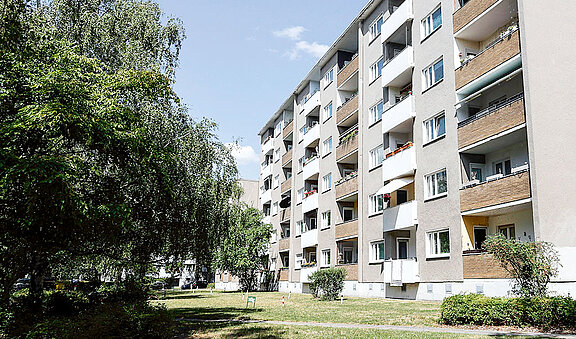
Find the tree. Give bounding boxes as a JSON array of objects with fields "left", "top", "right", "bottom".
[
  {"left": 484, "top": 234, "right": 560, "bottom": 297},
  {"left": 214, "top": 207, "right": 272, "bottom": 291},
  {"left": 309, "top": 268, "right": 346, "bottom": 301}
]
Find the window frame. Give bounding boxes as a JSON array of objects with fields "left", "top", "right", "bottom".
[
  {"left": 342, "top": 207, "right": 355, "bottom": 222},
  {"left": 426, "top": 229, "right": 450, "bottom": 258},
  {"left": 421, "top": 4, "right": 442, "bottom": 40},
  {"left": 322, "top": 173, "right": 332, "bottom": 192},
  {"left": 321, "top": 210, "right": 331, "bottom": 229},
  {"left": 296, "top": 188, "right": 304, "bottom": 204},
  {"left": 323, "top": 102, "right": 333, "bottom": 122},
  {"left": 369, "top": 100, "right": 384, "bottom": 125},
  {"left": 424, "top": 169, "right": 447, "bottom": 200},
  {"left": 370, "top": 240, "right": 386, "bottom": 263},
  {"left": 396, "top": 238, "right": 410, "bottom": 259},
  {"left": 323, "top": 68, "right": 334, "bottom": 88},
  {"left": 321, "top": 249, "right": 331, "bottom": 267},
  {"left": 369, "top": 14, "right": 384, "bottom": 41},
  {"left": 369, "top": 193, "right": 385, "bottom": 215},
  {"left": 370, "top": 57, "right": 385, "bottom": 83},
  {"left": 422, "top": 57, "right": 444, "bottom": 90},
  {"left": 423, "top": 112, "right": 446, "bottom": 144},
  {"left": 322, "top": 137, "right": 333, "bottom": 156},
  {"left": 369, "top": 144, "right": 385, "bottom": 169}
]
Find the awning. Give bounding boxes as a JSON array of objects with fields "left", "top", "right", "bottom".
[{"left": 376, "top": 177, "right": 414, "bottom": 195}]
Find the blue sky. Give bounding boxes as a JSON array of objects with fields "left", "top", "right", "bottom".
[{"left": 153, "top": 1, "right": 366, "bottom": 180}]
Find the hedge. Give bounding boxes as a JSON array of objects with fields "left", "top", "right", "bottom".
[{"left": 440, "top": 294, "right": 576, "bottom": 330}]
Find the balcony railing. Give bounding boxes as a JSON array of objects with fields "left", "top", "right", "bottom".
[
  {"left": 336, "top": 127, "right": 359, "bottom": 161},
  {"left": 336, "top": 263, "right": 358, "bottom": 281},
  {"left": 460, "top": 168, "right": 531, "bottom": 212},
  {"left": 335, "top": 174, "right": 358, "bottom": 200},
  {"left": 280, "top": 207, "right": 291, "bottom": 222},
  {"left": 335, "top": 219, "right": 358, "bottom": 239},
  {"left": 383, "top": 258, "right": 419, "bottom": 285},
  {"left": 381, "top": 94, "right": 415, "bottom": 134},
  {"left": 283, "top": 120, "right": 293, "bottom": 139},
  {"left": 381, "top": 0, "right": 413, "bottom": 42},
  {"left": 381, "top": 45, "right": 414, "bottom": 87},
  {"left": 279, "top": 269, "right": 289, "bottom": 281},
  {"left": 281, "top": 179, "right": 292, "bottom": 193},
  {"left": 458, "top": 93, "right": 525, "bottom": 149},
  {"left": 463, "top": 252, "right": 510, "bottom": 279},
  {"left": 453, "top": 0, "right": 499, "bottom": 33},
  {"left": 382, "top": 200, "right": 417, "bottom": 232},
  {"left": 382, "top": 142, "right": 416, "bottom": 182},
  {"left": 282, "top": 150, "right": 292, "bottom": 166},
  {"left": 337, "top": 54, "right": 359, "bottom": 88},
  {"left": 279, "top": 237, "right": 290, "bottom": 251},
  {"left": 336, "top": 94, "right": 359, "bottom": 125}
]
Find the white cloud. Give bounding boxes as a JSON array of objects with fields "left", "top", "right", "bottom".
[
  {"left": 226, "top": 143, "right": 260, "bottom": 165},
  {"left": 273, "top": 26, "right": 306, "bottom": 40},
  {"left": 289, "top": 41, "right": 329, "bottom": 60}
]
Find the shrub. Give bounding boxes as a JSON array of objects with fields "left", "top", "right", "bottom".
[
  {"left": 309, "top": 267, "right": 346, "bottom": 301},
  {"left": 207, "top": 283, "right": 215, "bottom": 289},
  {"left": 440, "top": 294, "right": 576, "bottom": 330},
  {"left": 44, "top": 290, "right": 91, "bottom": 315}
]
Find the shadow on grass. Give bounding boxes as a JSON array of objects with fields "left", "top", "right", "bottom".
[
  {"left": 171, "top": 306, "right": 263, "bottom": 321},
  {"left": 156, "top": 294, "right": 209, "bottom": 301},
  {"left": 174, "top": 320, "right": 284, "bottom": 339}
]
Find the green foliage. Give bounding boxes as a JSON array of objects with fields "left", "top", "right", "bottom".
[
  {"left": 207, "top": 283, "right": 215, "bottom": 290},
  {"left": 213, "top": 206, "right": 272, "bottom": 291},
  {"left": 309, "top": 268, "right": 346, "bottom": 301},
  {"left": 440, "top": 294, "right": 576, "bottom": 330},
  {"left": 484, "top": 235, "right": 560, "bottom": 297}
]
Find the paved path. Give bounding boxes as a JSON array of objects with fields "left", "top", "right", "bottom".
[{"left": 176, "top": 318, "right": 576, "bottom": 338}]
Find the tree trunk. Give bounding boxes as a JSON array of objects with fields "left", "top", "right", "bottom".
[{"left": 29, "top": 253, "right": 47, "bottom": 312}]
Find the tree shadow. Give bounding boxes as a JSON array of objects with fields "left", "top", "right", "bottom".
[
  {"left": 158, "top": 294, "right": 208, "bottom": 300},
  {"left": 171, "top": 306, "right": 262, "bottom": 320},
  {"left": 174, "top": 319, "right": 284, "bottom": 339}
]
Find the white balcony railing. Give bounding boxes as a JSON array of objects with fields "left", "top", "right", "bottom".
[
  {"left": 302, "top": 123, "right": 320, "bottom": 148},
  {"left": 261, "top": 137, "right": 274, "bottom": 154},
  {"left": 261, "top": 163, "right": 272, "bottom": 178},
  {"left": 383, "top": 200, "right": 417, "bottom": 232},
  {"left": 383, "top": 258, "right": 419, "bottom": 286},
  {"left": 300, "top": 90, "right": 320, "bottom": 116},
  {"left": 301, "top": 228, "right": 318, "bottom": 248},
  {"left": 381, "top": 46, "right": 414, "bottom": 88},
  {"left": 381, "top": 0, "right": 414, "bottom": 42},
  {"left": 382, "top": 144, "right": 416, "bottom": 182},
  {"left": 381, "top": 95, "right": 415, "bottom": 134},
  {"left": 300, "top": 265, "right": 318, "bottom": 283},
  {"left": 302, "top": 156, "right": 319, "bottom": 180},
  {"left": 260, "top": 189, "right": 272, "bottom": 204},
  {"left": 302, "top": 192, "right": 318, "bottom": 213}
]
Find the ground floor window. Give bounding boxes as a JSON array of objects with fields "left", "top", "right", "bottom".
[
  {"left": 499, "top": 224, "right": 515, "bottom": 240},
  {"left": 473, "top": 226, "right": 487, "bottom": 249},
  {"left": 370, "top": 240, "right": 385, "bottom": 262},
  {"left": 427, "top": 229, "right": 450, "bottom": 257},
  {"left": 397, "top": 238, "right": 409, "bottom": 259},
  {"left": 321, "top": 249, "right": 331, "bottom": 267}
]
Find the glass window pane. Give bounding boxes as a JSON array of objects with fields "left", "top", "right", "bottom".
[
  {"left": 439, "top": 231, "right": 450, "bottom": 253},
  {"left": 378, "top": 243, "right": 385, "bottom": 260},
  {"left": 437, "top": 171, "right": 447, "bottom": 194},
  {"left": 434, "top": 59, "right": 444, "bottom": 83},
  {"left": 432, "top": 7, "right": 442, "bottom": 30},
  {"left": 436, "top": 115, "right": 445, "bottom": 137}
]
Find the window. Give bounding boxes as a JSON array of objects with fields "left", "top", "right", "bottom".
[
  {"left": 470, "top": 164, "right": 484, "bottom": 182},
  {"left": 297, "top": 188, "right": 304, "bottom": 204},
  {"left": 299, "top": 126, "right": 306, "bottom": 142},
  {"left": 499, "top": 224, "right": 515, "bottom": 240},
  {"left": 423, "top": 113, "right": 446, "bottom": 143},
  {"left": 369, "top": 145, "right": 384, "bottom": 169},
  {"left": 295, "top": 253, "right": 303, "bottom": 269},
  {"left": 370, "top": 241, "right": 385, "bottom": 262},
  {"left": 322, "top": 137, "right": 332, "bottom": 156},
  {"left": 321, "top": 249, "right": 331, "bottom": 267},
  {"left": 473, "top": 226, "right": 487, "bottom": 250},
  {"left": 274, "top": 175, "right": 280, "bottom": 188},
  {"left": 275, "top": 121, "right": 282, "bottom": 136},
  {"left": 425, "top": 169, "right": 447, "bottom": 199},
  {"left": 274, "top": 148, "right": 280, "bottom": 162},
  {"left": 427, "top": 229, "right": 450, "bottom": 257},
  {"left": 324, "top": 68, "right": 333, "bottom": 87},
  {"left": 296, "top": 220, "right": 304, "bottom": 236},
  {"left": 343, "top": 247, "right": 354, "bottom": 264},
  {"left": 370, "top": 57, "right": 385, "bottom": 82},
  {"left": 423, "top": 58, "right": 444, "bottom": 90},
  {"left": 321, "top": 211, "right": 331, "bottom": 229},
  {"left": 272, "top": 202, "right": 279, "bottom": 215},
  {"left": 322, "top": 173, "right": 332, "bottom": 192},
  {"left": 281, "top": 254, "right": 289, "bottom": 268},
  {"left": 307, "top": 217, "right": 317, "bottom": 231},
  {"left": 422, "top": 5, "right": 442, "bottom": 39},
  {"left": 343, "top": 207, "right": 355, "bottom": 222},
  {"left": 370, "top": 101, "right": 384, "bottom": 124},
  {"left": 397, "top": 238, "right": 409, "bottom": 259},
  {"left": 494, "top": 159, "right": 511, "bottom": 175},
  {"left": 369, "top": 15, "right": 383, "bottom": 40},
  {"left": 323, "top": 102, "right": 333, "bottom": 121},
  {"left": 298, "top": 157, "right": 304, "bottom": 172},
  {"left": 369, "top": 193, "right": 384, "bottom": 215}
]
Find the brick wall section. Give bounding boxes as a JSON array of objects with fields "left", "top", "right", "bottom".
[
  {"left": 336, "top": 134, "right": 359, "bottom": 160},
  {"left": 280, "top": 269, "right": 289, "bottom": 281},
  {"left": 280, "top": 207, "right": 291, "bottom": 222},
  {"left": 463, "top": 253, "right": 510, "bottom": 279},
  {"left": 458, "top": 97, "right": 525, "bottom": 149},
  {"left": 335, "top": 220, "right": 358, "bottom": 239},
  {"left": 283, "top": 120, "right": 293, "bottom": 139},
  {"left": 282, "top": 150, "right": 292, "bottom": 166},
  {"left": 281, "top": 179, "right": 292, "bottom": 193},
  {"left": 338, "top": 264, "right": 358, "bottom": 281},
  {"left": 279, "top": 238, "right": 290, "bottom": 251},
  {"left": 336, "top": 95, "right": 358, "bottom": 124},
  {"left": 335, "top": 175, "right": 358, "bottom": 199},
  {"left": 456, "top": 30, "right": 520, "bottom": 89},
  {"left": 453, "top": 0, "right": 499, "bottom": 33},
  {"left": 460, "top": 170, "right": 531, "bottom": 212},
  {"left": 337, "top": 56, "right": 359, "bottom": 87}
]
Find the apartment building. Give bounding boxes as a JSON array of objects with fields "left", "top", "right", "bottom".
[{"left": 258, "top": 0, "right": 576, "bottom": 300}]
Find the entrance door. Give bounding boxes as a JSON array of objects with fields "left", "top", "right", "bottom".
[{"left": 397, "top": 239, "right": 409, "bottom": 259}]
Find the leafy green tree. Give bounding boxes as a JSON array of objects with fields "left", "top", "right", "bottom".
[
  {"left": 309, "top": 267, "right": 346, "bottom": 301},
  {"left": 214, "top": 207, "right": 272, "bottom": 291},
  {"left": 484, "top": 234, "right": 560, "bottom": 297}
]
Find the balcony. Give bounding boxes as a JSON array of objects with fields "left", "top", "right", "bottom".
[
  {"left": 382, "top": 143, "right": 416, "bottom": 182},
  {"left": 381, "top": 46, "right": 414, "bottom": 88},
  {"left": 383, "top": 259, "right": 419, "bottom": 286},
  {"left": 460, "top": 169, "right": 531, "bottom": 213},
  {"left": 335, "top": 219, "right": 358, "bottom": 240},
  {"left": 463, "top": 252, "right": 510, "bottom": 279},
  {"left": 335, "top": 175, "right": 358, "bottom": 200},
  {"left": 281, "top": 179, "right": 292, "bottom": 194},
  {"left": 260, "top": 189, "right": 272, "bottom": 204},
  {"left": 456, "top": 29, "right": 520, "bottom": 90},
  {"left": 383, "top": 200, "right": 417, "bottom": 232},
  {"left": 302, "top": 156, "right": 319, "bottom": 180},
  {"left": 458, "top": 94, "right": 525, "bottom": 150},
  {"left": 454, "top": 0, "right": 517, "bottom": 38},
  {"left": 337, "top": 55, "right": 359, "bottom": 88},
  {"left": 337, "top": 264, "right": 358, "bottom": 281},
  {"left": 261, "top": 136, "right": 274, "bottom": 154},
  {"left": 300, "top": 265, "right": 318, "bottom": 283},
  {"left": 336, "top": 95, "right": 359, "bottom": 126},
  {"left": 381, "top": 0, "right": 413, "bottom": 42},
  {"left": 301, "top": 229, "right": 318, "bottom": 248},
  {"left": 300, "top": 90, "right": 320, "bottom": 115},
  {"left": 302, "top": 191, "right": 318, "bottom": 213},
  {"left": 280, "top": 269, "right": 289, "bottom": 281},
  {"left": 283, "top": 120, "right": 293, "bottom": 139},
  {"left": 280, "top": 207, "right": 291, "bottom": 222},
  {"left": 261, "top": 163, "right": 272, "bottom": 179},
  {"left": 336, "top": 130, "right": 358, "bottom": 162},
  {"left": 282, "top": 150, "right": 293, "bottom": 166},
  {"left": 381, "top": 95, "right": 415, "bottom": 134},
  {"left": 262, "top": 215, "right": 271, "bottom": 225},
  {"left": 302, "top": 123, "right": 320, "bottom": 148},
  {"left": 279, "top": 238, "right": 290, "bottom": 251}
]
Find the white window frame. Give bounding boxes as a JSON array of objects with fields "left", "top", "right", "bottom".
[
  {"left": 369, "top": 14, "right": 384, "bottom": 41},
  {"left": 369, "top": 144, "right": 384, "bottom": 169},
  {"left": 396, "top": 238, "right": 410, "bottom": 259},
  {"left": 296, "top": 188, "right": 304, "bottom": 204},
  {"left": 295, "top": 220, "right": 303, "bottom": 236},
  {"left": 295, "top": 253, "right": 303, "bottom": 269},
  {"left": 323, "top": 68, "right": 333, "bottom": 87},
  {"left": 424, "top": 169, "right": 447, "bottom": 200},
  {"left": 322, "top": 173, "right": 332, "bottom": 192},
  {"left": 370, "top": 57, "right": 385, "bottom": 83},
  {"left": 274, "top": 174, "right": 280, "bottom": 189},
  {"left": 423, "top": 57, "right": 444, "bottom": 90},
  {"left": 274, "top": 148, "right": 280, "bottom": 162},
  {"left": 272, "top": 202, "right": 279, "bottom": 216},
  {"left": 423, "top": 112, "right": 446, "bottom": 144},
  {"left": 343, "top": 207, "right": 355, "bottom": 222},
  {"left": 499, "top": 224, "right": 516, "bottom": 240},
  {"left": 321, "top": 249, "right": 331, "bottom": 267},
  {"left": 421, "top": 5, "right": 442, "bottom": 40},
  {"left": 369, "top": 193, "right": 385, "bottom": 215},
  {"left": 369, "top": 100, "right": 384, "bottom": 125},
  {"left": 275, "top": 121, "right": 282, "bottom": 136},
  {"left": 298, "top": 157, "right": 304, "bottom": 172},
  {"left": 321, "top": 210, "right": 331, "bottom": 229},
  {"left": 323, "top": 102, "right": 333, "bottom": 121},
  {"left": 426, "top": 229, "right": 450, "bottom": 258},
  {"left": 370, "top": 240, "right": 385, "bottom": 263},
  {"left": 322, "top": 137, "right": 332, "bottom": 156}
]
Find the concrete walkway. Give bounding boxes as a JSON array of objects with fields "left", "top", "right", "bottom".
[{"left": 176, "top": 318, "right": 576, "bottom": 338}]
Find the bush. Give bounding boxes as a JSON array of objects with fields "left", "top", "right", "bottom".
[
  {"left": 207, "top": 283, "right": 215, "bottom": 289},
  {"left": 440, "top": 294, "right": 576, "bottom": 330},
  {"left": 309, "top": 268, "right": 346, "bottom": 301},
  {"left": 44, "top": 290, "right": 91, "bottom": 315}
]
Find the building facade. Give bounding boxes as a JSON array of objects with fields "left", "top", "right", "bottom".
[{"left": 258, "top": 0, "right": 576, "bottom": 300}]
